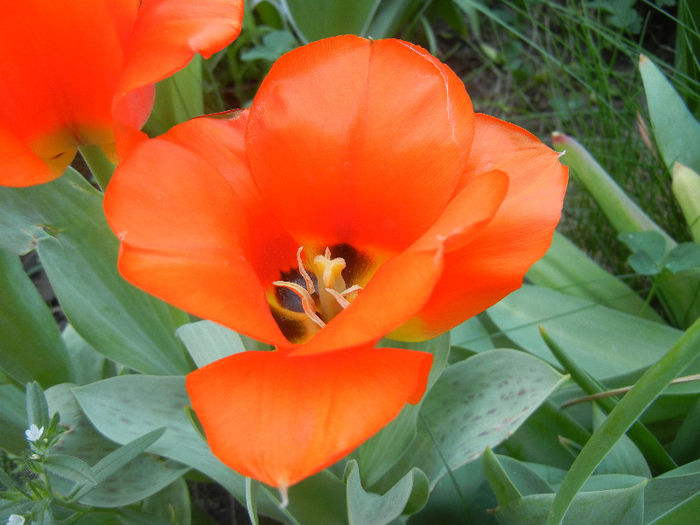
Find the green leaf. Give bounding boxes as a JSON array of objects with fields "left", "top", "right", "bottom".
[
  {"left": 670, "top": 398, "right": 700, "bottom": 464},
  {"left": 61, "top": 324, "right": 106, "bottom": 386},
  {"left": 0, "top": 248, "right": 72, "bottom": 386},
  {"left": 366, "top": 0, "right": 419, "bottom": 38},
  {"left": 0, "top": 384, "right": 27, "bottom": 454},
  {"left": 26, "top": 381, "right": 49, "bottom": 430},
  {"left": 645, "top": 460, "right": 700, "bottom": 524},
  {"left": 360, "top": 333, "right": 451, "bottom": 486},
  {"left": 672, "top": 162, "right": 700, "bottom": 243},
  {"left": 140, "top": 477, "right": 192, "bottom": 525},
  {"left": 0, "top": 168, "right": 190, "bottom": 375},
  {"left": 551, "top": 132, "right": 674, "bottom": 247},
  {"left": 345, "top": 460, "right": 428, "bottom": 525},
  {"left": 245, "top": 478, "right": 260, "bottom": 525},
  {"left": 665, "top": 243, "right": 700, "bottom": 274},
  {"left": 591, "top": 406, "right": 651, "bottom": 478},
  {"left": 144, "top": 55, "right": 204, "bottom": 137},
  {"left": 285, "top": 0, "right": 379, "bottom": 42},
  {"left": 545, "top": 318, "right": 700, "bottom": 525},
  {"left": 45, "top": 384, "right": 188, "bottom": 509},
  {"left": 498, "top": 480, "right": 646, "bottom": 525},
  {"left": 482, "top": 448, "right": 523, "bottom": 505},
  {"left": 619, "top": 231, "right": 667, "bottom": 268},
  {"left": 487, "top": 285, "right": 682, "bottom": 380},
  {"left": 72, "top": 428, "right": 168, "bottom": 501},
  {"left": 527, "top": 232, "right": 662, "bottom": 321},
  {"left": 44, "top": 454, "right": 97, "bottom": 487},
  {"left": 240, "top": 30, "right": 298, "bottom": 62},
  {"left": 176, "top": 320, "right": 245, "bottom": 368},
  {"left": 386, "top": 349, "right": 566, "bottom": 488},
  {"left": 639, "top": 55, "right": 700, "bottom": 174}
]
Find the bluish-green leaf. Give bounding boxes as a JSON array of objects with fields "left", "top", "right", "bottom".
[
  {"left": 176, "top": 320, "right": 245, "bottom": 368},
  {"left": 387, "top": 349, "right": 566, "bottom": 488},
  {"left": 0, "top": 248, "right": 71, "bottom": 386},
  {"left": 498, "top": 480, "right": 646, "bottom": 525},
  {"left": 487, "top": 285, "right": 682, "bottom": 380},
  {"left": 285, "top": 0, "right": 379, "bottom": 42},
  {"left": 0, "top": 168, "right": 190, "bottom": 375},
  {"left": 0, "top": 384, "right": 27, "bottom": 454},
  {"left": 527, "top": 232, "right": 662, "bottom": 321},
  {"left": 44, "top": 454, "right": 97, "bottom": 487},
  {"left": 665, "top": 242, "right": 700, "bottom": 274},
  {"left": 639, "top": 55, "right": 700, "bottom": 174},
  {"left": 346, "top": 460, "right": 428, "bottom": 525}
]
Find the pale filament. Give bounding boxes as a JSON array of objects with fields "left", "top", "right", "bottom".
[
  {"left": 272, "top": 280, "right": 326, "bottom": 328},
  {"left": 273, "top": 247, "right": 364, "bottom": 326}
]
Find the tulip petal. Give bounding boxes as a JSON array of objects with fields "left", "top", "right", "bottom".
[
  {"left": 392, "top": 114, "right": 568, "bottom": 340},
  {"left": 0, "top": 0, "right": 136, "bottom": 185},
  {"left": 246, "top": 35, "right": 474, "bottom": 252},
  {"left": 186, "top": 345, "right": 432, "bottom": 488},
  {"left": 104, "top": 115, "right": 291, "bottom": 348},
  {"left": 117, "top": 0, "right": 244, "bottom": 98}
]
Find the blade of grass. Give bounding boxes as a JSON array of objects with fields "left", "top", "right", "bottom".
[{"left": 544, "top": 317, "right": 700, "bottom": 525}]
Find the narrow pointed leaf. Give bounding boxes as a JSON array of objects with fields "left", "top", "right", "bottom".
[
  {"left": 672, "top": 162, "right": 700, "bottom": 242},
  {"left": 176, "top": 320, "right": 245, "bottom": 368}
]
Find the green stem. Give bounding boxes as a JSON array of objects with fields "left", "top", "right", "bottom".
[{"left": 78, "top": 145, "right": 115, "bottom": 191}]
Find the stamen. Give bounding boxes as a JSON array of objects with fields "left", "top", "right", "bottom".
[
  {"left": 296, "top": 246, "right": 315, "bottom": 294},
  {"left": 325, "top": 284, "right": 363, "bottom": 309},
  {"left": 324, "top": 288, "right": 351, "bottom": 308},
  {"left": 272, "top": 281, "right": 326, "bottom": 329}
]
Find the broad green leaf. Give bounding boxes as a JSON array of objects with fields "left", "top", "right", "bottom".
[
  {"left": 284, "top": 0, "right": 379, "bottom": 42},
  {"left": 487, "top": 285, "right": 682, "bottom": 380},
  {"left": 61, "top": 324, "right": 105, "bottom": 386},
  {"left": 551, "top": 132, "right": 674, "bottom": 247},
  {"left": 345, "top": 460, "right": 428, "bottom": 525},
  {"left": 649, "top": 492, "right": 700, "bottom": 525},
  {"left": 360, "top": 333, "right": 451, "bottom": 487},
  {"left": 366, "top": 0, "right": 419, "bottom": 38},
  {"left": 72, "top": 375, "right": 347, "bottom": 525},
  {"left": 450, "top": 315, "right": 496, "bottom": 353},
  {"left": 176, "top": 320, "right": 245, "bottom": 368},
  {"left": 0, "top": 384, "right": 26, "bottom": 454},
  {"left": 672, "top": 162, "right": 700, "bottom": 242},
  {"left": 387, "top": 349, "right": 566, "bottom": 488},
  {"left": 670, "top": 398, "right": 700, "bottom": 464},
  {"left": 645, "top": 460, "right": 700, "bottom": 524},
  {"left": 639, "top": 55, "right": 700, "bottom": 174},
  {"left": 499, "top": 401, "right": 590, "bottom": 471},
  {"left": 0, "top": 248, "right": 72, "bottom": 386},
  {"left": 545, "top": 318, "right": 700, "bottom": 525},
  {"left": 527, "top": 232, "right": 662, "bottom": 322},
  {"left": 0, "top": 168, "right": 190, "bottom": 375},
  {"left": 140, "top": 477, "right": 192, "bottom": 525},
  {"left": 498, "top": 480, "right": 646, "bottom": 525},
  {"left": 144, "top": 55, "right": 204, "bottom": 137},
  {"left": 665, "top": 242, "right": 700, "bottom": 274},
  {"left": 619, "top": 231, "right": 667, "bottom": 266},
  {"left": 482, "top": 450, "right": 553, "bottom": 506},
  {"left": 240, "top": 30, "right": 298, "bottom": 62}
]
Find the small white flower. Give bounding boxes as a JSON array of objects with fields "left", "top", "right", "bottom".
[
  {"left": 25, "top": 423, "right": 44, "bottom": 442},
  {"left": 7, "top": 514, "right": 25, "bottom": 525}
]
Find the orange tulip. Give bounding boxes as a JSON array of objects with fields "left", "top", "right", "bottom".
[
  {"left": 104, "top": 35, "right": 567, "bottom": 488},
  {"left": 0, "top": 0, "right": 243, "bottom": 187}
]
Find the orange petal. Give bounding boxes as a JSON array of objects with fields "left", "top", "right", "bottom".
[
  {"left": 186, "top": 345, "right": 432, "bottom": 488},
  {"left": 392, "top": 114, "right": 568, "bottom": 340},
  {"left": 103, "top": 116, "right": 290, "bottom": 348},
  {"left": 246, "top": 35, "right": 474, "bottom": 253},
  {"left": 0, "top": 0, "right": 136, "bottom": 186}
]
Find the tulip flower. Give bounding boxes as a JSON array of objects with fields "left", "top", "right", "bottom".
[
  {"left": 0, "top": 0, "right": 243, "bottom": 187},
  {"left": 104, "top": 35, "right": 567, "bottom": 488}
]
